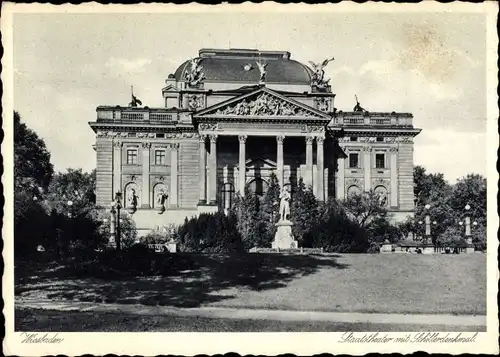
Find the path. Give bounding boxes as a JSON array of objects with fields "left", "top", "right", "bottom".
[{"left": 16, "top": 298, "right": 486, "bottom": 327}]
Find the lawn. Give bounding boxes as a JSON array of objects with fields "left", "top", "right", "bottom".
[
  {"left": 15, "top": 308, "right": 485, "bottom": 332},
  {"left": 15, "top": 252, "right": 486, "bottom": 315}
]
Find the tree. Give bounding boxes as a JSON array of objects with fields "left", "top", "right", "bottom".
[
  {"left": 231, "top": 186, "right": 262, "bottom": 250},
  {"left": 448, "top": 174, "right": 486, "bottom": 222},
  {"left": 260, "top": 173, "right": 280, "bottom": 246},
  {"left": 45, "top": 168, "right": 96, "bottom": 216},
  {"left": 290, "top": 178, "right": 319, "bottom": 245},
  {"left": 412, "top": 166, "right": 454, "bottom": 240},
  {"left": 14, "top": 111, "right": 54, "bottom": 224},
  {"left": 340, "top": 190, "right": 387, "bottom": 228}
]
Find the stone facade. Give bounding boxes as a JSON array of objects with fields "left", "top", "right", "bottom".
[{"left": 89, "top": 48, "right": 421, "bottom": 234}]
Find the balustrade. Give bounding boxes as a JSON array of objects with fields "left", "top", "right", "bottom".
[{"left": 96, "top": 107, "right": 177, "bottom": 123}]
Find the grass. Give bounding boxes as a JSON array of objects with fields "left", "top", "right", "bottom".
[
  {"left": 15, "top": 308, "right": 485, "bottom": 332},
  {"left": 15, "top": 252, "right": 486, "bottom": 315}
]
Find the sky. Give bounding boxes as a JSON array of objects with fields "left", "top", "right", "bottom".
[{"left": 12, "top": 10, "right": 488, "bottom": 183}]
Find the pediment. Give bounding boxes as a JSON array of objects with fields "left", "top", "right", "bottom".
[
  {"left": 162, "top": 84, "right": 180, "bottom": 92},
  {"left": 194, "top": 87, "right": 330, "bottom": 120},
  {"left": 246, "top": 157, "right": 276, "bottom": 169}
]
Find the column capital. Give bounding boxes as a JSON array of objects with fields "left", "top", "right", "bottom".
[
  {"left": 209, "top": 134, "right": 218, "bottom": 143},
  {"left": 363, "top": 147, "right": 373, "bottom": 153},
  {"left": 142, "top": 142, "right": 152, "bottom": 149},
  {"left": 316, "top": 137, "right": 325, "bottom": 145},
  {"left": 113, "top": 141, "right": 123, "bottom": 148},
  {"left": 238, "top": 135, "right": 247, "bottom": 144},
  {"left": 199, "top": 134, "right": 207, "bottom": 143},
  {"left": 389, "top": 147, "right": 399, "bottom": 153},
  {"left": 305, "top": 136, "right": 314, "bottom": 144},
  {"left": 276, "top": 135, "right": 285, "bottom": 144},
  {"left": 169, "top": 143, "right": 180, "bottom": 151}
]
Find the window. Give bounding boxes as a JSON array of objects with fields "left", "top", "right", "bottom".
[
  {"left": 350, "top": 136, "right": 358, "bottom": 142},
  {"left": 375, "top": 153, "right": 386, "bottom": 169},
  {"left": 156, "top": 133, "right": 165, "bottom": 138},
  {"left": 376, "top": 137, "right": 384, "bottom": 142},
  {"left": 126, "top": 149, "right": 138, "bottom": 165},
  {"left": 348, "top": 153, "right": 359, "bottom": 168},
  {"left": 154, "top": 150, "right": 166, "bottom": 165},
  {"left": 220, "top": 183, "right": 235, "bottom": 211}
]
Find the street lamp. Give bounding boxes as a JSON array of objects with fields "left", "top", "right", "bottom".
[
  {"left": 424, "top": 204, "right": 431, "bottom": 243},
  {"left": 109, "top": 202, "right": 117, "bottom": 248},
  {"left": 418, "top": 220, "right": 423, "bottom": 240}
]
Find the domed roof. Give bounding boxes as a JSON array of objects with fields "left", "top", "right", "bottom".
[{"left": 174, "top": 48, "right": 313, "bottom": 85}]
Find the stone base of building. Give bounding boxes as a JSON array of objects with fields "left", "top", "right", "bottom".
[
  {"left": 271, "top": 220, "right": 298, "bottom": 250},
  {"left": 197, "top": 204, "right": 219, "bottom": 214},
  {"left": 130, "top": 208, "right": 199, "bottom": 237}
]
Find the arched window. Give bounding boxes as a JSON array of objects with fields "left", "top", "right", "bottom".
[
  {"left": 220, "top": 183, "right": 235, "bottom": 211},
  {"left": 248, "top": 178, "right": 269, "bottom": 197},
  {"left": 153, "top": 183, "right": 169, "bottom": 208},
  {"left": 124, "top": 182, "right": 140, "bottom": 208},
  {"left": 347, "top": 185, "right": 361, "bottom": 198},
  {"left": 374, "top": 185, "right": 388, "bottom": 207}
]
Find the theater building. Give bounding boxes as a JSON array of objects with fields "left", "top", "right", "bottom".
[{"left": 89, "top": 48, "right": 421, "bottom": 234}]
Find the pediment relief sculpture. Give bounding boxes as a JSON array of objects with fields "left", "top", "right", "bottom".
[{"left": 212, "top": 93, "right": 318, "bottom": 117}]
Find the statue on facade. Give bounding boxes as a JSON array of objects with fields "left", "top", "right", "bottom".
[
  {"left": 157, "top": 191, "right": 168, "bottom": 206},
  {"left": 309, "top": 57, "right": 335, "bottom": 88},
  {"left": 127, "top": 188, "right": 138, "bottom": 210},
  {"left": 353, "top": 95, "right": 368, "bottom": 113},
  {"left": 184, "top": 57, "right": 205, "bottom": 87},
  {"left": 255, "top": 61, "right": 268, "bottom": 84},
  {"left": 278, "top": 186, "right": 291, "bottom": 221}
]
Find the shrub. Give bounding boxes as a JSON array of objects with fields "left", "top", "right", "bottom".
[
  {"left": 290, "top": 178, "right": 319, "bottom": 245},
  {"left": 176, "top": 212, "right": 243, "bottom": 253},
  {"left": 231, "top": 187, "right": 262, "bottom": 250}
]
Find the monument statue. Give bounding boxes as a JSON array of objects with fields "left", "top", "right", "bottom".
[
  {"left": 272, "top": 185, "right": 298, "bottom": 250},
  {"left": 278, "top": 186, "right": 291, "bottom": 221},
  {"left": 309, "top": 57, "right": 335, "bottom": 88}
]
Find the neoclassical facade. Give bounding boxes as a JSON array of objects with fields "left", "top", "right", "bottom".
[{"left": 89, "top": 48, "right": 421, "bottom": 234}]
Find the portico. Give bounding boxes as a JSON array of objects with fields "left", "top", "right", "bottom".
[{"left": 193, "top": 86, "right": 333, "bottom": 209}]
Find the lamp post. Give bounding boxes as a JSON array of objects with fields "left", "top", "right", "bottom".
[
  {"left": 109, "top": 202, "right": 117, "bottom": 248},
  {"left": 418, "top": 220, "right": 423, "bottom": 241},
  {"left": 115, "top": 191, "right": 123, "bottom": 250},
  {"left": 464, "top": 204, "right": 472, "bottom": 243},
  {"left": 424, "top": 204, "right": 431, "bottom": 244}
]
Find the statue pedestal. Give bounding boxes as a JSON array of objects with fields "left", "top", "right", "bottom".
[{"left": 272, "top": 220, "right": 298, "bottom": 250}]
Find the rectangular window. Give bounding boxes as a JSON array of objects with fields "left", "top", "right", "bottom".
[
  {"left": 348, "top": 153, "right": 359, "bottom": 168},
  {"left": 156, "top": 133, "right": 165, "bottom": 138},
  {"left": 154, "top": 150, "right": 166, "bottom": 165},
  {"left": 376, "top": 137, "right": 384, "bottom": 142},
  {"left": 126, "top": 149, "right": 138, "bottom": 165},
  {"left": 375, "top": 153, "right": 386, "bottom": 169},
  {"left": 350, "top": 136, "right": 358, "bottom": 142}
]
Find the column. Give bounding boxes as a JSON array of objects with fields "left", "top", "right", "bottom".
[
  {"left": 316, "top": 137, "right": 324, "bottom": 201},
  {"left": 336, "top": 155, "right": 345, "bottom": 200},
  {"left": 238, "top": 135, "right": 247, "bottom": 196},
  {"left": 363, "top": 147, "right": 372, "bottom": 191},
  {"left": 208, "top": 134, "right": 218, "bottom": 204},
  {"left": 390, "top": 147, "right": 398, "bottom": 207},
  {"left": 141, "top": 142, "right": 151, "bottom": 208},
  {"left": 198, "top": 135, "right": 207, "bottom": 204},
  {"left": 112, "top": 141, "right": 122, "bottom": 198},
  {"left": 305, "top": 136, "right": 314, "bottom": 188},
  {"left": 170, "top": 143, "right": 179, "bottom": 207},
  {"left": 276, "top": 135, "right": 284, "bottom": 188}
]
